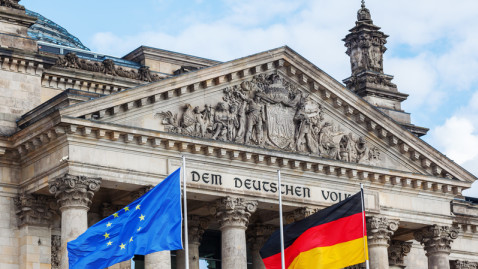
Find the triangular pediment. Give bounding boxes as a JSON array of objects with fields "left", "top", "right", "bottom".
[{"left": 58, "top": 46, "right": 476, "bottom": 183}]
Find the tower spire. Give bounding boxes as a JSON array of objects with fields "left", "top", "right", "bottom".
[{"left": 342, "top": 3, "right": 429, "bottom": 136}]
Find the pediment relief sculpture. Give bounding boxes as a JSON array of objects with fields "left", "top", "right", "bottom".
[{"left": 157, "top": 73, "right": 381, "bottom": 165}]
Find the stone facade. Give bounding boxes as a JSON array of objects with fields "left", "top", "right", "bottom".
[{"left": 0, "top": 1, "right": 477, "bottom": 269}]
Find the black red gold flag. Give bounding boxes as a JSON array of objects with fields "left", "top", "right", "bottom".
[{"left": 260, "top": 192, "right": 368, "bottom": 269}]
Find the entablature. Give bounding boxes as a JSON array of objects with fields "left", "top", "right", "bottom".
[{"left": 11, "top": 116, "right": 471, "bottom": 199}]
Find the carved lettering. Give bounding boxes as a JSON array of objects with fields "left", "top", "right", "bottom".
[
  {"left": 211, "top": 174, "right": 222, "bottom": 185},
  {"left": 244, "top": 179, "right": 252, "bottom": 189},
  {"left": 234, "top": 177, "right": 242, "bottom": 188},
  {"left": 202, "top": 173, "right": 209, "bottom": 183},
  {"left": 191, "top": 171, "right": 200, "bottom": 182}
]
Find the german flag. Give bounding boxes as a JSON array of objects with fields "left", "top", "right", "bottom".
[{"left": 260, "top": 192, "right": 368, "bottom": 269}]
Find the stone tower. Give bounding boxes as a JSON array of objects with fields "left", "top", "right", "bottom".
[{"left": 343, "top": 1, "right": 428, "bottom": 136}]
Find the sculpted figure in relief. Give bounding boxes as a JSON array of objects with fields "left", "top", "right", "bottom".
[
  {"left": 157, "top": 73, "right": 382, "bottom": 165},
  {"left": 55, "top": 53, "right": 162, "bottom": 82},
  {"left": 212, "top": 102, "right": 230, "bottom": 140}
]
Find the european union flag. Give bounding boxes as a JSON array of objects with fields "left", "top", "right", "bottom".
[{"left": 68, "top": 168, "right": 183, "bottom": 269}]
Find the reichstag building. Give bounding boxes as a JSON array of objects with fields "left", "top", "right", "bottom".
[{"left": 0, "top": 0, "right": 477, "bottom": 268}]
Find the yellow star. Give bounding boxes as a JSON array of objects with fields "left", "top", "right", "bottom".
[
  {"left": 106, "top": 222, "right": 112, "bottom": 227},
  {"left": 136, "top": 204, "right": 141, "bottom": 210},
  {"left": 107, "top": 241, "right": 112, "bottom": 246},
  {"left": 139, "top": 214, "right": 145, "bottom": 221},
  {"left": 103, "top": 232, "right": 110, "bottom": 239},
  {"left": 124, "top": 206, "right": 130, "bottom": 212},
  {"left": 129, "top": 237, "right": 133, "bottom": 242},
  {"left": 113, "top": 212, "right": 119, "bottom": 218},
  {"left": 137, "top": 227, "right": 141, "bottom": 232},
  {"left": 119, "top": 243, "right": 126, "bottom": 250}
]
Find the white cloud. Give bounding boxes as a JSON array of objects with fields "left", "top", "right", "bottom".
[{"left": 429, "top": 117, "right": 478, "bottom": 164}]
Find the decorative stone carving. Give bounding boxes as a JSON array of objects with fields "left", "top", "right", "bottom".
[
  {"left": 247, "top": 223, "right": 275, "bottom": 251},
  {"left": 55, "top": 52, "right": 162, "bottom": 82},
  {"left": 414, "top": 225, "right": 459, "bottom": 255},
  {"left": 213, "top": 196, "right": 258, "bottom": 229},
  {"left": 13, "top": 193, "right": 55, "bottom": 227},
  {"left": 450, "top": 260, "right": 478, "bottom": 269},
  {"left": 367, "top": 216, "right": 399, "bottom": 246},
  {"left": 158, "top": 73, "right": 381, "bottom": 165},
  {"left": 188, "top": 215, "right": 209, "bottom": 245},
  {"left": 130, "top": 185, "right": 154, "bottom": 201},
  {"left": 285, "top": 207, "right": 318, "bottom": 224},
  {"left": 48, "top": 174, "right": 102, "bottom": 209},
  {"left": 388, "top": 240, "right": 412, "bottom": 267},
  {"left": 0, "top": 0, "right": 24, "bottom": 10},
  {"left": 51, "top": 235, "right": 61, "bottom": 269}
]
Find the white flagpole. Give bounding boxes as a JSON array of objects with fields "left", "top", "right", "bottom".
[
  {"left": 360, "top": 183, "right": 370, "bottom": 269},
  {"left": 278, "top": 170, "right": 286, "bottom": 269},
  {"left": 182, "top": 156, "right": 190, "bottom": 269}
]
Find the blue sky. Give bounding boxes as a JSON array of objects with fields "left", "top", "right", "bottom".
[{"left": 22, "top": 0, "right": 478, "bottom": 196}]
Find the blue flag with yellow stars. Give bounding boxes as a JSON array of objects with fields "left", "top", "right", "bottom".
[{"left": 68, "top": 168, "right": 183, "bottom": 269}]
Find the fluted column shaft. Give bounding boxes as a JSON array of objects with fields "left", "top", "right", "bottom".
[
  {"left": 49, "top": 174, "right": 101, "bottom": 269},
  {"left": 414, "top": 225, "right": 459, "bottom": 269},
  {"left": 176, "top": 215, "right": 209, "bottom": 269},
  {"left": 145, "top": 251, "right": 171, "bottom": 268},
  {"left": 248, "top": 224, "right": 275, "bottom": 269},
  {"left": 367, "top": 216, "right": 399, "bottom": 269},
  {"left": 214, "top": 197, "right": 257, "bottom": 269}
]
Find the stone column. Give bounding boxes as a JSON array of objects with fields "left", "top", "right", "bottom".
[
  {"left": 49, "top": 174, "right": 101, "bottom": 269},
  {"left": 177, "top": 215, "right": 209, "bottom": 269},
  {"left": 14, "top": 193, "right": 55, "bottom": 269},
  {"left": 144, "top": 251, "right": 171, "bottom": 269},
  {"left": 247, "top": 224, "right": 275, "bottom": 269},
  {"left": 367, "top": 216, "right": 399, "bottom": 269},
  {"left": 388, "top": 240, "right": 412, "bottom": 269},
  {"left": 414, "top": 225, "right": 459, "bottom": 269},
  {"left": 213, "top": 196, "right": 257, "bottom": 269},
  {"left": 450, "top": 260, "right": 478, "bottom": 269}
]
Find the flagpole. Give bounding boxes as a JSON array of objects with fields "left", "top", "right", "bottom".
[
  {"left": 182, "top": 156, "right": 190, "bottom": 269},
  {"left": 360, "top": 183, "right": 370, "bottom": 269},
  {"left": 278, "top": 170, "right": 286, "bottom": 269}
]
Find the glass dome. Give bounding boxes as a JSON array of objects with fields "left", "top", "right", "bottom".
[{"left": 26, "top": 9, "right": 90, "bottom": 51}]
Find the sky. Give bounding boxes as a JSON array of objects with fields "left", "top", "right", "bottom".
[{"left": 22, "top": 0, "right": 478, "bottom": 197}]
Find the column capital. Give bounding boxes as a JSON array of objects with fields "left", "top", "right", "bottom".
[
  {"left": 13, "top": 193, "right": 55, "bottom": 227},
  {"left": 247, "top": 223, "right": 275, "bottom": 251},
  {"left": 388, "top": 240, "right": 412, "bottom": 267},
  {"left": 414, "top": 225, "right": 459, "bottom": 256},
  {"left": 49, "top": 174, "right": 101, "bottom": 210},
  {"left": 367, "top": 216, "right": 399, "bottom": 247},
  {"left": 450, "top": 260, "right": 478, "bottom": 269},
  {"left": 188, "top": 215, "right": 209, "bottom": 245},
  {"left": 285, "top": 207, "right": 318, "bottom": 224},
  {"left": 213, "top": 196, "right": 257, "bottom": 229}
]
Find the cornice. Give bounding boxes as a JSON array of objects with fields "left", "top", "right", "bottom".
[
  {"left": 11, "top": 46, "right": 477, "bottom": 185},
  {"left": 10, "top": 115, "right": 472, "bottom": 199}
]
